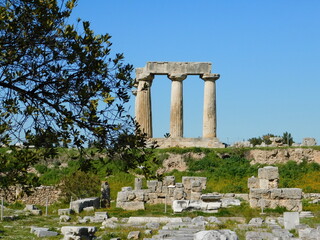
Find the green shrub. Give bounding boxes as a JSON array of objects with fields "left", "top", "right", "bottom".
[
  {"left": 34, "top": 164, "right": 48, "bottom": 174},
  {"left": 59, "top": 171, "right": 101, "bottom": 202}
]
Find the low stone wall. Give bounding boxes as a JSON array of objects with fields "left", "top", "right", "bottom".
[
  {"left": 248, "top": 166, "right": 302, "bottom": 211},
  {"left": 0, "top": 186, "right": 61, "bottom": 205}
]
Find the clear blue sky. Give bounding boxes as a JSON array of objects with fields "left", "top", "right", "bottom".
[{"left": 71, "top": 0, "right": 320, "bottom": 144}]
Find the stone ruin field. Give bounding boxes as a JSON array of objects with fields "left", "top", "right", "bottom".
[{"left": 2, "top": 147, "right": 320, "bottom": 239}]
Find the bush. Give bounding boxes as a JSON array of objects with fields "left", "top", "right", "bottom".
[{"left": 59, "top": 171, "right": 101, "bottom": 202}]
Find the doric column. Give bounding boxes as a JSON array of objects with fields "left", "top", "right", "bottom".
[
  {"left": 201, "top": 73, "right": 220, "bottom": 138},
  {"left": 135, "top": 73, "right": 154, "bottom": 138},
  {"left": 168, "top": 74, "right": 187, "bottom": 138}
]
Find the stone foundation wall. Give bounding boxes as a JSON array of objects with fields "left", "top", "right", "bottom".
[
  {"left": 0, "top": 186, "right": 61, "bottom": 205},
  {"left": 248, "top": 166, "right": 302, "bottom": 211}
]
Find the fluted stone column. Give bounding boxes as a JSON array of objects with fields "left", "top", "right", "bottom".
[
  {"left": 168, "top": 74, "right": 187, "bottom": 138},
  {"left": 201, "top": 73, "right": 220, "bottom": 138},
  {"left": 135, "top": 75, "right": 154, "bottom": 138}
]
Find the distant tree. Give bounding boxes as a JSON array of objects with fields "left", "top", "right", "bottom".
[
  {"left": 262, "top": 133, "right": 277, "bottom": 145},
  {"left": 248, "top": 137, "right": 262, "bottom": 146},
  {"left": 282, "top": 131, "right": 294, "bottom": 146},
  {"left": 0, "top": 0, "right": 133, "bottom": 190}
]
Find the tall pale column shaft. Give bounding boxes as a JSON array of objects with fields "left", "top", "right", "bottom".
[
  {"left": 202, "top": 73, "right": 220, "bottom": 138},
  {"left": 135, "top": 77, "right": 153, "bottom": 138},
  {"left": 168, "top": 74, "right": 187, "bottom": 138}
]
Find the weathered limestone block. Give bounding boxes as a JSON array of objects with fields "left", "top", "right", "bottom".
[
  {"left": 190, "top": 192, "right": 201, "bottom": 201},
  {"left": 116, "top": 191, "right": 128, "bottom": 202},
  {"left": 147, "top": 180, "right": 158, "bottom": 192},
  {"left": 258, "top": 166, "right": 279, "bottom": 180},
  {"left": 70, "top": 197, "right": 100, "bottom": 214},
  {"left": 248, "top": 177, "right": 260, "bottom": 189},
  {"left": 127, "top": 191, "right": 136, "bottom": 201},
  {"left": 134, "top": 178, "right": 142, "bottom": 190},
  {"left": 188, "top": 200, "right": 202, "bottom": 211},
  {"left": 201, "top": 193, "right": 222, "bottom": 202},
  {"left": 249, "top": 189, "right": 271, "bottom": 199},
  {"left": 134, "top": 190, "right": 148, "bottom": 202},
  {"left": 173, "top": 188, "right": 185, "bottom": 200},
  {"left": 194, "top": 230, "right": 238, "bottom": 240},
  {"left": 161, "top": 186, "right": 168, "bottom": 194},
  {"left": 175, "top": 182, "right": 183, "bottom": 188},
  {"left": 259, "top": 179, "right": 270, "bottom": 189},
  {"left": 278, "top": 199, "right": 302, "bottom": 211},
  {"left": 221, "top": 198, "right": 241, "bottom": 208},
  {"left": 172, "top": 200, "right": 189, "bottom": 213},
  {"left": 116, "top": 201, "right": 145, "bottom": 210},
  {"left": 61, "top": 226, "right": 97, "bottom": 240},
  {"left": 156, "top": 181, "right": 163, "bottom": 193},
  {"left": 206, "top": 202, "right": 222, "bottom": 210},
  {"left": 281, "top": 188, "right": 302, "bottom": 199},
  {"left": 34, "top": 229, "right": 58, "bottom": 237},
  {"left": 284, "top": 212, "right": 300, "bottom": 230},
  {"left": 163, "top": 176, "right": 175, "bottom": 186},
  {"left": 58, "top": 209, "right": 73, "bottom": 215},
  {"left": 270, "top": 188, "right": 302, "bottom": 199},
  {"left": 127, "top": 231, "right": 140, "bottom": 239},
  {"left": 60, "top": 215, "right": 71, "bottom": 222}
]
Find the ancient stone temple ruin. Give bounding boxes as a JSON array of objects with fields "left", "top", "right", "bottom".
[
  {"left": 134, "top": 62, "right": 225, "bottom": 148},
  {"left": 248, "top": 166, "right": 302, "bottom": 211}
]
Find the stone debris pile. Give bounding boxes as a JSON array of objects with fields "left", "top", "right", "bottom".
[{"left": 248, "top": 166, "right": 302, "bottom": 211}]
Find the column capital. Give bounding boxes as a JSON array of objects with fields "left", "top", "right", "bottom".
[
  {"left": 201, "top": 73, "right": 220, "bottom": 81},
  {"left": 136, "top": 68, "right": 155, "bottom": 82},
  {"left": 168, "top": 73, "right": 187, "bottom": 81}
]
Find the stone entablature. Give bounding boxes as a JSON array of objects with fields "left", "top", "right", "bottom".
[
  {"left": 134, "top": 62, "right": 224, "bottom": 148},
  {"left": 248, "top": 166, "right": 302, "bottom": 211}
]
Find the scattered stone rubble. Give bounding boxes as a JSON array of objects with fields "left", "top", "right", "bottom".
[
  {"left": 116, "top": 176, "right": 242, "bottom": 212},
  {"left": 26, "top": 212, "right": 320, "bottom": 240},
  {"left": 248, "top": 166, "right": 302, "bottom": 211}
]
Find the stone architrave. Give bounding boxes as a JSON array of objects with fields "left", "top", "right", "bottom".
[
  {"left": 168, "top": 74, "right": 187, "bottom": 137},
  {"left": 201, "top": 73, "right": 220, "bottom": 138}
]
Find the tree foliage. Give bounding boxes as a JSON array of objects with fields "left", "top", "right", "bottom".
[
  {"left": 0, "top": 0, "right": 133, "bottom": 190},
  {"left": 108, "top": 124, "right": 161, "bottom": 180},
  {"left": 0, "top": 0, "right": 133, "bottom": 148}
]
